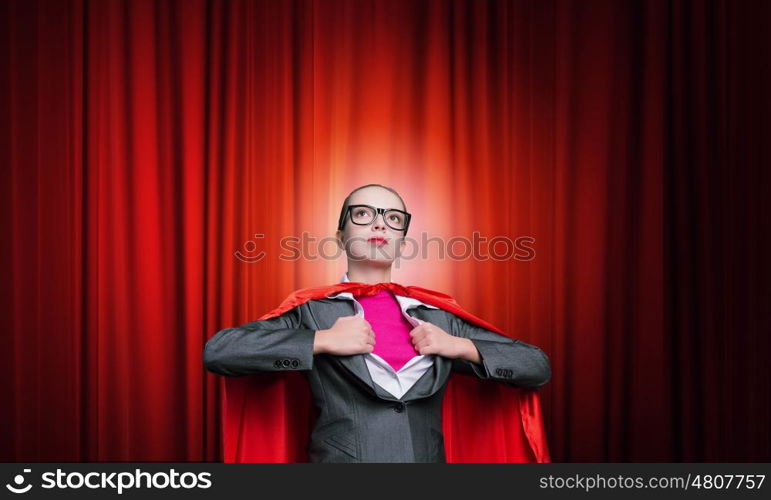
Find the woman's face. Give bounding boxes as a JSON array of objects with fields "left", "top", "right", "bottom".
[{"left": 337, "top": 186, "right": 408, "bottom": 266}]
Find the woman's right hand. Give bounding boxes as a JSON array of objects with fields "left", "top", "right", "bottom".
[{"left": 313, "top": 316, "right": 376, "bottom": 355}]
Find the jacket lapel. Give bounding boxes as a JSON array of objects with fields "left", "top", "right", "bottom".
[
  {"left": 306, "top": 298, "right": 381, "bottom": 397},
  {"left": 401, "top": 307, "right": 452, "bottom": 401}
]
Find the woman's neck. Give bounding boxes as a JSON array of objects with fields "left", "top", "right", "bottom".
[{"left": 346, "top": 262, "right": 392, "bottom": 284}]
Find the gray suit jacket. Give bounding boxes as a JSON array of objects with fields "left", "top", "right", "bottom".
[{"left": 203, "top": 297, "right": 551, "bottom": 463}]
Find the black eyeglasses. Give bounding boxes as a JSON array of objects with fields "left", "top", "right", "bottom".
[{"left": 338, "top": 204, "right": 412, "bottom": 234}]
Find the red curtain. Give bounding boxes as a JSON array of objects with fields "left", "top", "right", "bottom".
[{"left": 1, "top": 0, "right": 769, "bottom": 462}]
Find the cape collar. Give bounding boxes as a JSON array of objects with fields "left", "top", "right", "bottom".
[{"left": 328, "top": 272, "right": 440, "bottom": 312}]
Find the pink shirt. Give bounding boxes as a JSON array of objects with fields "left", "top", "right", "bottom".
[{"left": 354, "top": 289, "right": 418, "bottom": 372}]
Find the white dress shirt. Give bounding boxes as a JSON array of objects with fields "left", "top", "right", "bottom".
[{"left": 325, "top": 273, "right": 440, "bottom": 398}]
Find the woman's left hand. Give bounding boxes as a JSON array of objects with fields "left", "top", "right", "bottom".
[{"left": 409, "top": 320, "right": 480, "bottom": 363}]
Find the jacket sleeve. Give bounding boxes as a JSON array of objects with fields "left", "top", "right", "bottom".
[
  {"left": 449, "top": 315, "right": 552, "bottom": 389},
  {"left": 203, "top": 305, "right": 317, "bottom": 377}
]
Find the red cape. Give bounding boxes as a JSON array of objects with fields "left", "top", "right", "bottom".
[{"left": 221, "top": 281, "right": 550, "bottom": 462}]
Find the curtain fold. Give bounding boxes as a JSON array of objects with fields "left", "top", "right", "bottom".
[{"left": 1, "top": 0, "right": 768, "bottom": 461}]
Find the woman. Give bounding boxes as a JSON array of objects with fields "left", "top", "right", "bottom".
[{"left": 204, "top": 183, "right": 551, "bottom": 463}]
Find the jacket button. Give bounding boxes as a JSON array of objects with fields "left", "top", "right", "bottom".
[
  {"left": 291, "top": 359, "right": 299, "bottom": 368},
  {"left": 282, "top": 359, "right": 291, "bottom": 367},
  {"left": 274, "top": 360, "right": 282, "bottom": 368},
  {"left": 392, "top": 403, "right": 405, "bottom": 413}
]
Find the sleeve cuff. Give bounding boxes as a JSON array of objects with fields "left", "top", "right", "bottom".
[{"left": 463, "top": 338, "right": 492, "bottom": 379}]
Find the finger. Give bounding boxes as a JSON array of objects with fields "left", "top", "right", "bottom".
[
  {"left": 414, "top": 329, "right": 431, "bottom": 343},
  {"left": 416, "top": 343, "right": 434, "bottom": 355}
]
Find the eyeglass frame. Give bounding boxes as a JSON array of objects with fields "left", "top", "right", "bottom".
[{"left": 337, "top": 204, "right": 412, "bottom": 235}]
